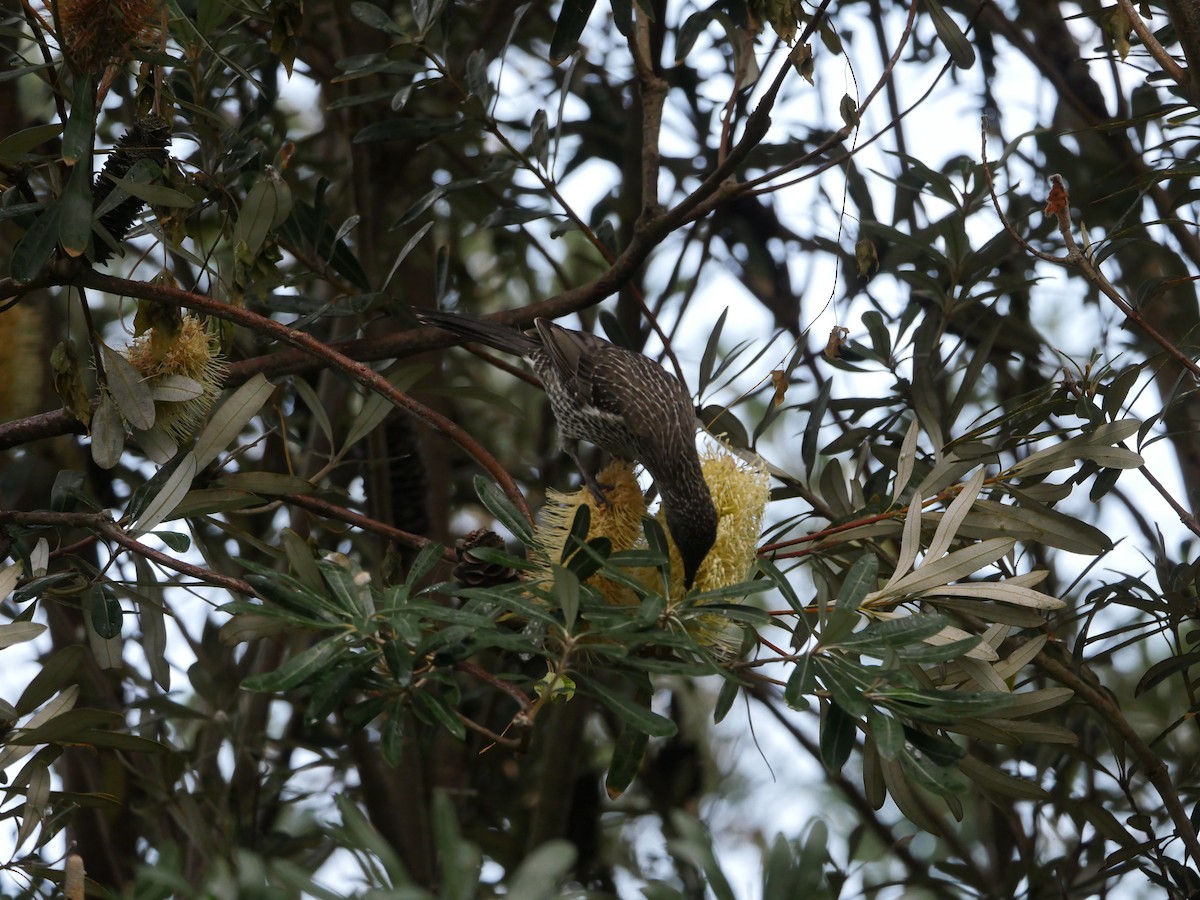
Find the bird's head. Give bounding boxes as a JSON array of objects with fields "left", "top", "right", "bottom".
[{"left": 663, "top": 491, "right": 718, "bottom": 591}]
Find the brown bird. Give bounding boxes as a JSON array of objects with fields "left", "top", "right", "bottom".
[{"left": 419, "top": 309, "right": 717, "bottom": 589}]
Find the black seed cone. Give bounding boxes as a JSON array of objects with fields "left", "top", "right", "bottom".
[{"left": 419, "top": 309, "right": 718, "bottom": 589}]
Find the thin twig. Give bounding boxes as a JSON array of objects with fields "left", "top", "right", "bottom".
[
  {"left": 1116, "top": 0, "right": 1188, "bottom": 86},
  {"left": 75, "top": 269, "right": 532, "bottom": 521},
  {"left": 980, "top": 121, "right": 1200, "bottom": 383}
]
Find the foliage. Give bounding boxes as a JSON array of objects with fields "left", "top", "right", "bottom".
[{"left": 1, "top": 0, "right": 1200, "bottom": 897}]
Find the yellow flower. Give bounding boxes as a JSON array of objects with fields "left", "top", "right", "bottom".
[
  {"left": 124, "top": 313, "right": 226, "bottom": 444},
  {"left": 658, "top": 447, "right": 770, "bottom": 596},
  {"left": 529, "top": 446, "right": 771, "bottom": 653},
  {"left": 532, "top": 460, "right": 646, "bottom": 605}
]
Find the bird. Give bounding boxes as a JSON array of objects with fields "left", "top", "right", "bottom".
[{"left": 418, "top": 309, "right": 718, "bottom": 589}]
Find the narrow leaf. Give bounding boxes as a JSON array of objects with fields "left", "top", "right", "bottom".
[{"left": 193, "top": 374, "right": 274, "bottom": 469}]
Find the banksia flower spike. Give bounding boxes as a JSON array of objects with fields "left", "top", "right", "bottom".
[
  {"left": 123, "top": 312, "right": 226, "bottom": 445},
  {"left": 532, "top": 460, "right": 646, "bottom": 605},
  {"left": 59, "top": 0, "right": 163, "bottom": 74}
]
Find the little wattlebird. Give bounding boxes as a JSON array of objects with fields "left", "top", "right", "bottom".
[{"left": 418, "top": 309, "right": 718, "bottom": 589}]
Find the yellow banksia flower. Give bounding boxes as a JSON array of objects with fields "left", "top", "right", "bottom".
[
  {"left": 661, "top": 447, "right": 770, "bottom": 596},
  {"left": 641, "top": 446, "right": 770, "bottom": 658},
  {"left": 532, "top": 460, "right": 646, "bottom": 604},
  {"left": 124, "top": 313, "right": 225, "bottom": 444}
]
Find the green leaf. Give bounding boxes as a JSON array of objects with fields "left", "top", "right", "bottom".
[
  {"left": 10, "top": 199, "right": 62, "bottom": 281},
  {"left": 924, "top": 0, "right": 976, "bottom": 69},
  {"left": 141, "top": 600, "right": 170, "bottom": 690},
  {"left": 505, "top": 840, "right": 577, "bottom": 898},
  {"left": 234, "top": 170, "right": 292, "bottom": 257},
  {"left": 354, "top": 116, "right": 473, "bottom": 144},
  {"left": 835, "top": 612, "right": 950, "bottom": 651},
  {"left": 0, "top": 622, "right": 46, "bottom": 650},
  {"left": 242, "top": 636, "right": 349, "bottom": 692},
  {"left": 61, "top": 74, "right": 95, "bottom": 165},
  {"left": 341, "top": 365, "right": 429, "bottom": 452},
  {"left": 129, "top": 453, "right": 197, "bottom": 535},
  {"left": 216, "top": 471, "right": 316, "bottom": 496},
  {"left": 193, "top": 373, "right": 275, "bottom": 469},
  {"left": 550, "top": 565, "right": 580, "bottom": 632},
  {"left": 412, "top": 689, "right": 467, "bottom": 740},
  {"left": 350, "top": 1, "right": 404, "bottom": 34},
  {"left": 100, "top": 343, "right": 155, "bottom": 430},
  {"left": 820, "top": 700, "right": 857, "bottom": 771},
  {"left": 836, "top": 553, "right": 878, "bottom": 610},
  {"left": 89, "top": 585, "right": 123, "bottom": 639},
  {"left": 90, "top": 391, "right": 125, "bottom": 469},
  {"left": 473, "top": 475, "right": 533, "bottom": 545},
  {"left": 783, "top": 652, "right": 814, "bottom": 710},
  {"left": 549, "top": 0, "right": 597, "bottom": 64},
  {"left": 17, "top": 646, "right": 83, "bottom": 715},
  {"left": 58, "top": 156, "right": 94, "bottom": 257},
  {"left": 583, "top": 679, "right": 676, "bottom": 738},
  {"left": 880, "top": 538, "right": 1015, "bottom": 598},
  {"left": 102, "top": 171, "right": 195, "bottom": 208},
  {"left": 606, "top": 723, "right": 648, "bottom": 798},
  {"left": 0, "top": 123, "right": 62, "bottom": 163}
]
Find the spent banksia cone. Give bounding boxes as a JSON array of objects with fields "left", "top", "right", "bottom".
[
  {"left": 92, "top": 115, "right": 171, "bottom": 263},
  {"left": 59, "top": 0, "right": 163, "bottom": 74}
]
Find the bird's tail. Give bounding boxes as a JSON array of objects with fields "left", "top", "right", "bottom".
[{"left": 417, "top": 309, "right": 539, "bottom": 356}]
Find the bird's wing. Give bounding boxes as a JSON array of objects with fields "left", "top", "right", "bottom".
[{"left": 535, "top": 319, "right": 597, "bottom": 398}]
